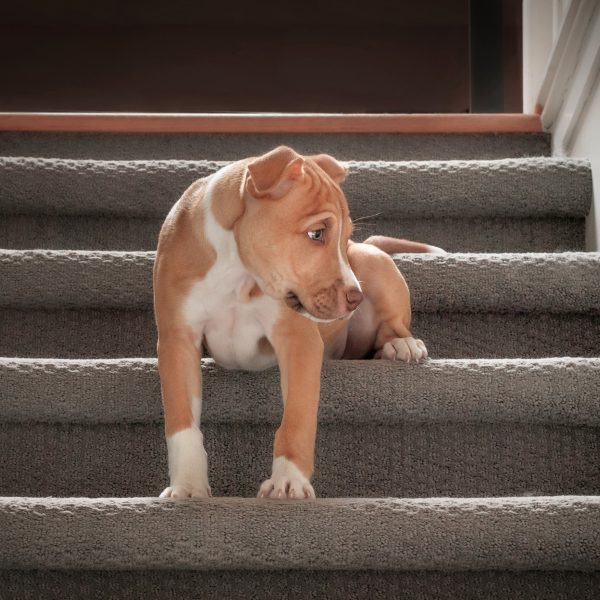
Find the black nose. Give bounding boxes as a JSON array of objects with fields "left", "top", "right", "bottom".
[{"left": 346, "top": 287, "right": 363, "bottom": 311}]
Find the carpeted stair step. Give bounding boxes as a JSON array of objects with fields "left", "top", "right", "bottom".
[
  {"left": 4, "top": 570, "right": 600, "bottom": 600},
  {"left": 1, "top": 121, "right": 598, "bottom": 599},
  {"left": 1, "top": 357, "right": 599, "bottom": 497},
  {"left": 0, "top": 156, "right": 591, "bottom": 252},
  {"left": 2, "top": 496, "right": 599, "bottom": 570},
  {"left": 0, "top": 250, "right": 598, "bottom": 359},
  {"left": 0, "top": 130, "right": 551, "bottom": 161},
  {"left": 1, "top": 496, "right": 599, "bottom": 599}
]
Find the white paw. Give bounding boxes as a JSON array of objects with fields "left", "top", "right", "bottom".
[
  {"left": 258, "top": 456, "right": 315, "bottom": 500},
  {"left": 160, "top": 483, "right": 212, "bottom": 499},
  {"left": 160, "top": 426, "right": 211, "bottom": 499},
  {"left": 426, "top": 244, "right": 447, "bottom": 254},
  {"left": 375, "top": 336, "right": 428, "bottom": 362}
]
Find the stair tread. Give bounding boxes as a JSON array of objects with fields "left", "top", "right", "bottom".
[
  {"left": 1, "top": 495, "right": 599, "bottom": 571},
  {"left": 1, "top": 357, "right": 599, "bottom": 426},
  {"left": 0, "top": 132, "right": 598, "bottom": 587},
  {"left": 1, "top": 250, "right": 599, "bottom": 313},
  {"left": 0, "top": 131, "right": 552, "bottom": 161},
  {"left": 0, "top": 156, "right": 591, "bottom": 219}
]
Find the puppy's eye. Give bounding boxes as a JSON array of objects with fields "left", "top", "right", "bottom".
[{"left": 307, "top": 229, "right": 325, "bottom": 242}]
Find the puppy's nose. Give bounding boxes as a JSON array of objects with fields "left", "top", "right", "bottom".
[{"left": 346, "top": 287, "right": 364, "bottom": 311}]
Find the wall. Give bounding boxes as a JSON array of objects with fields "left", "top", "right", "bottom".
[
  {"left": 0, "top": 0, "right": 523, "bottom": 114},
  {"left": 523, "top": 0, "right": 600, "bottom": 250},
  {"left": 571, "top": 79, "right": 600, "bottom": 251},
  {"left": 0, "top": 26, "right": 471, "bottom": 114}
]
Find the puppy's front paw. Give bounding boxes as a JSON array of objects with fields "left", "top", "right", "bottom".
[
  {"left": 375, "top": 336, "right": 428, "bottom": 362},
  {"left": 159, "top": 482, "right": 212, "bottom": 499},
  {"left": 160, "top": 427, "right": 211, "bottom": 499},
  {"left": 258, "top": 456, "right": 315, "bottom": 500}
]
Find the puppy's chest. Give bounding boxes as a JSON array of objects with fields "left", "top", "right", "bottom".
[{"left": 182, "top": 266, "right": 280, "bottom": 371}]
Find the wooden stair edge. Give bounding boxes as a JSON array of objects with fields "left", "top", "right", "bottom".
[{"left": 0, "top": 112, "right": 543, "bottom": 134}]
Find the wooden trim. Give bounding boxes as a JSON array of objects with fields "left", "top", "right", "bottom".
[{"left": 0, "top": 112, "right": 543, "bottom": 134}]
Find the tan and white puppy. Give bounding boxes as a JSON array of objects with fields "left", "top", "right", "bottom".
[{"left": 153, "top": 146, "right": 434, "bottom": 500}]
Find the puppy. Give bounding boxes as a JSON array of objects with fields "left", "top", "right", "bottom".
[{"left": 153, "top": 146, "right": 434, "bottom": 500}]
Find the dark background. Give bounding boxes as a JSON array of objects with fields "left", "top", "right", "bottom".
[{"left": 0, "top": 0, "right": 522, "bottom": 113}]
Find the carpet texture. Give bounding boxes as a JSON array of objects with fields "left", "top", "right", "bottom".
[
  {"left": 2, "top": 497, "right": 600, "bottom": 570},
  {"left": 2, "top": 250, "right": 598, "bottom": 312},
  {"left": 0, "top": 214, "right": 586, "bottom": 252},
  {"left": 1, "top": 358, "right": 599, "bottom": 498},
  {"left": 0, "top": 130, "right": 599, "bottom": 598},
  {"left": 3, "top": 570, "right": 600, "bottom": 600},
  {"left": 0, "top": 156, "right": 591, "bottom": 252},
  {"left": 0, "top": 156, "right": 590, "bottom": 218},
  {"left": 2, "top": 357, "right": 599, "bottom": 425},
  {"left": 1, "top": 251, "right": 598, "bottom": 360},
  {"left": 0, "top": 131, "right": 552, "bottom": 161}
]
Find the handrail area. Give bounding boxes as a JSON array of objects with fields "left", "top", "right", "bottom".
[{"left": 0, "top": 112, "right": 543, "bottom": 134}]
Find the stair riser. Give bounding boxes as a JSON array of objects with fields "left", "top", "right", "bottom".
[
  {"left": 0, "top": 215, "right": 586, "bottom": 253},
  {"left": 1, "top": 309, "right": 598, "bottom": 358},
  {"left": 0, "top": 131, "right": 552, "bottom": 161},
  {"left": 3, "top": 422, "right": 599, "bottom": 497},
  {"left": 2, "top": 570, "right": 599, "bottom": 600},
  {"left": 4, "top": 252, "right": 599, "bottom": 313}
]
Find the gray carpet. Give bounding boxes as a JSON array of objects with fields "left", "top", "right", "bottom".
[
  {"left": 3, "top": 570, "right": 600, "bottom": 600},
  {"left": 0, "top": 156, "right": 591, "bottom": 252},
  {"left": 2, "top": 307, "right": 599, "bottom": 359},
  {"left": 1, "top": 358, "right": 599, "bottom": 498},
  {"left": 0, "top": 214, "right": 587, "bottom": 252},
  {"left": 0, "top": 131, "right": 552, "bottom": 161},
  {"left": 0, "top": 156, "right": 590, "bottom": 218},
  {"left": 2, "top": 251, "right": 598, "bottom": 312},
  {"left": 2, "top": 496, "right": 599, "bottom": 570},
  {"left": 0, "top": 132, "right": 599, "bottom": 598},
  {"left": 3, "top": 357, "right": 598, "bottom": 426},
  {"left": 1, "top": 251, "right": 599, "bottom": 360}
]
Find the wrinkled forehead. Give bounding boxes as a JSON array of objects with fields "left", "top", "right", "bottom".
[{"left": 297, "top": 159, "right": 350, "bottom": 218}]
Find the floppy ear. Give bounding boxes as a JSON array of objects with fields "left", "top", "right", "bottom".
[
  {"left": 310, "top": 153, "right": 347, "bottom": 183},
  {"left": 246, "top": 146, "right": 305, "bottom": 199}
]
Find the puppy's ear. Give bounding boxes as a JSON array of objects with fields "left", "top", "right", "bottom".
[
  {"left": 310, "top": 153, "right": 347, "bottom": 184},
  {"left": 246, "top": 146, "right": 305, "bottom": 199}
]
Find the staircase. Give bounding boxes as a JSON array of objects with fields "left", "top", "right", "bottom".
[{"left": 1, "top": 124, "right": 599, "bottom": 598}]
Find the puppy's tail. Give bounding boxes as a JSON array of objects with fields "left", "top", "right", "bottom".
[{"left": 363, "top": 235, "right": 447, "bottom": 254}]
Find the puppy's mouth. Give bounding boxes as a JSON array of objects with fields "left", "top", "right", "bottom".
[
  {"left": 284, "top": 291, "right": 345, "bottom": 323},
  {"left": 284, "top": 291, "right": 305, "bottom": 312}
]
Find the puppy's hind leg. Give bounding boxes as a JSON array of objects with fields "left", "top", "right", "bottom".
[
  {"left": 363, "top": 235, "right": 446, "bottom": 255},
  {"left": 348, "top": 242, "right": 428, "bottom": 363}
]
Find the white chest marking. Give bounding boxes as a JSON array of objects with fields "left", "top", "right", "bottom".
[{"left": 181, "top": 168, "right": 281, "bottom": 371}]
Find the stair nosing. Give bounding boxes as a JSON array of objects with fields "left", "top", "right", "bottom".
[
  {"left": 2, "top": 356, "right": 599, "bottom": 426},
  {"left": 1, "top": 495, "right": 598, "bottom": 572}
]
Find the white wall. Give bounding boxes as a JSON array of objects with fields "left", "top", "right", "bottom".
[
  {"left": 522, "top": 0, "right": 556, "bottom": 113},
  {"left": 570, "top": 78, "right": 600, "bottom": 251},
  {"left": 523, "top": 0, "right": 600, "bottom": 250}
]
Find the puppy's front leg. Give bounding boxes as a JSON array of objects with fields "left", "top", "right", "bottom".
[
  {"left": 258, "top": 313, "right": 323, "bottom": 499},
  {"left": 157, "top": 331, "right": 211, "bottom": 498}
]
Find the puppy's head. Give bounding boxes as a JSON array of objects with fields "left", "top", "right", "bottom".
[{"left": 236, "top": 146, "right": 362, "bottom": 322}]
